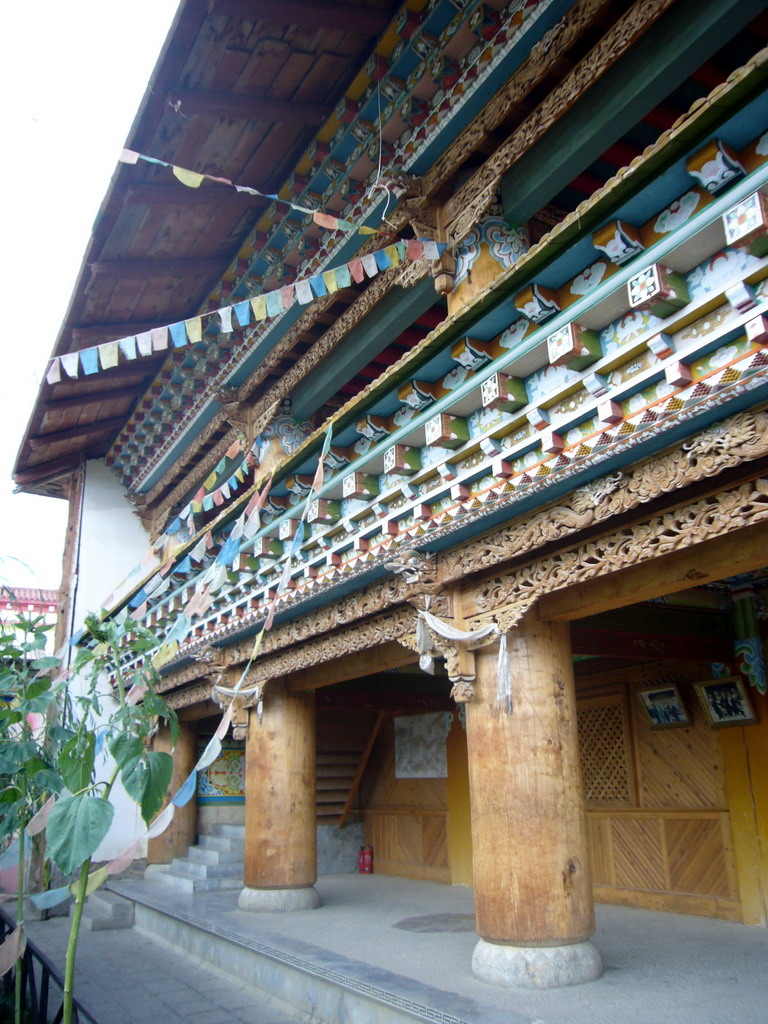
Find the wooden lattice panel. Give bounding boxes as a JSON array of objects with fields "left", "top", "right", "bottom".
[{"left": 577, "top": 697, "right": 632, "bottom": 804}]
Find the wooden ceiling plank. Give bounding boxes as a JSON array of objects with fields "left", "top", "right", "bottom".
[
  {"left": 89, "top": 258, "right": 223, "bottom": 280},
  {"left": 124, "top": 184, "right": 265, "bottom": 207},
  {"left": 42, "top": 387, "right": 141, "bottom": 412},
  {"left": 210, "top": 0, "right": 392, "bottom": 36},
  {"left": 28, "top": 416, "right": 128, "bottom": 450},
  {"left": 166, "top": 88, "right": 332, "bottom": 125}
]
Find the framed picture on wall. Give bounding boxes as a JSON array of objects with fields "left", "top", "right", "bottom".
[
  {"left": 695, "top": 676, "right": 758, "bottom": 728},
  {"left": 637, "top": 684, "right": 690, "bottom": 729}
]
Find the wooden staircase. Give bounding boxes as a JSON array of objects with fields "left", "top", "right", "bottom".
[{"left": 316, "top": 711, "right": 383, "bottom": 828}]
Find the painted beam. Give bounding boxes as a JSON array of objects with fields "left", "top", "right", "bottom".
[
  {"left": 501, "top": 0, "right": 767, "bottom": 225},
  {"left": 290, "top": 277, "right": 439, "bottom": 420}
]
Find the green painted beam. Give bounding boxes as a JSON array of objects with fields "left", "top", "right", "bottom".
[
  {"left": 290, "top": 277, "right": 439, "bottom": 421},
  {"left": 501, "top": 0, "right": 767, "bottom": 226}
]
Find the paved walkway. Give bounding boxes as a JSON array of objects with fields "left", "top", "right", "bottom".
[
  {"left": 23, "top": 912, "right": 301, "bottom": 1024},
  {"left": 23, "top": 873, "right": 768, "bottom": 1024}
]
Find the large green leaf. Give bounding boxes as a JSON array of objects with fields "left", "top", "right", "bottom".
[
  {"left": 58, "top": 733, "right": 95, "bottom": 794},
  {"left": 109, "top": 733, "right": 143, "bottom": 770},
  {"left": 121, "top": 751, "right": 173, "bottom": 824},
  {"left": 46, "top": 795, "right": 114, "bottom": 874}
]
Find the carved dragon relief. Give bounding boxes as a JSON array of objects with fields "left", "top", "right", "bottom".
[{"left": 154, "top": 408, "right": 768, "bottom": 704}]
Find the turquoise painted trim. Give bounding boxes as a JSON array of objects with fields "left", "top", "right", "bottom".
[{"left": 301, "top": 160, "right": 768, "bottom": 499}]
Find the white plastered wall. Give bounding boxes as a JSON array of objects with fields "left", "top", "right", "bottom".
[{"left": 69, "top": 458, "right": 155, "bottom": 860}]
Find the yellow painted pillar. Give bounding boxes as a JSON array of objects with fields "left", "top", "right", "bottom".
[
  {"left": 465, "top": 607, "right": 602, "bottom": 988},
  {"left": 446, "top": 712, "right": 473, "bottom": 885},
  {"left": 720, "top": 688, "right": 768, "bottom": 926},
  {"left": 238, "top": 682, "right": 319, "bottom": 912}
]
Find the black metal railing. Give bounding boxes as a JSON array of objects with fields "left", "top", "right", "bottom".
[{"left": 0, "top": 908, "right": 98, "bottom": 1024}]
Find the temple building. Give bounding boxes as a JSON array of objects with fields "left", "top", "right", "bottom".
[{"left": 14, "top": 0, "right": 768, "bottom": 989}]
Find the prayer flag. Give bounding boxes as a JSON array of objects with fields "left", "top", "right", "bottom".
[
  {"left": 219, "top": 306, "right": 233, "bottom": 333},
  {"left": 151, "top": 327, "right": 169, "bottom": 351},
  {"left": 384, "top": 244, "right": 400, "bottom": 267},
  {"left": 313, "top": 211, "right": 339, "bottom": 230},
  {"left": 172, "top": 771, "right": 197, "bottom": 808},
  {"left": 136, "top": 331, "right": 153, "bottom": 356},
  {"left": 233, "top": 300, "right": 251, "bottom": 327},
  {"left": 295, "top": 278, "right": 313, "bottom": 304},
  {"left": 322, "top": 269, "right": 340, "bottom": 293},
  {"left": 335, "top": 264, "right": 351, "bottom": 288},
  {"left": 407, "top": 239, "right": 424, "bottom": 260},
  {"left": 61, "top": 352, "right": 80, "bottom": 378},
  {"left": 265, "top": 290, "right": 283, "bottom": 317},
  {"left": 173, "top": 166, "right": 205, "bottom": 188},
  {"left": 186, "top": 317, "right": 203, "bottom": 344},
  {"left": 422, "top": 240, "right": 439, "bottom": 260},
  {"left": 169, "top": 322, "right": 187, "bottom": 348},
  {"left": 46, "top": 358, "right": 61, "bottom": 384},
  {"left": 280, "top": 285, "right": 295, "bottom": 310},
  {"left": 120, "top": 336, "right": 137, "bottom": 360},
  {"left": 251, "top": 295, "right": 267, "bottom": 320},
  {"left": 81, "top": 348, "right": 99, "bottom": 375},
  {"left": 107, "top": 840, "right": 141, "bottom": 876},
  {"left": 361, "top": 253, "right": 378, "bottom": 277},
  {"left": 146, "top": 804, "right": 175, "bottom": 840},
  {"left": 98, "top": 341, "right": 119, "bottom": 369},
  {"left": 310, "top": 275, "right": 327, "bottom": 297},
  {"left": 118, "top": 148, "right": 140, "bottom": 164},
  {"left": 226, "top": 439, "right": 241, "bottom": 458},
  {"left": 375, "top": 249, "right": 391, "bottom": 270},
  {"left": 349, "top": 258, "right": 365, "bottom": 283}
]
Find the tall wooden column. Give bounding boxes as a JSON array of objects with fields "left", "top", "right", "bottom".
[
  {"left": 238, "top": 681, "right": 320, "bottom": 912},
  {"left": 465, "top": 606, "right": 602, "bottom": 988},
  {"left": 147, "top": 721, "right": 197, "bottom": 864}
]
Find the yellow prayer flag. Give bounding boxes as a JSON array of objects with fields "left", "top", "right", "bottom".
[
  {"left": 251, "top": 295, "right": 267, "bottom": 320},
  {"left": 173, "top": 166, "right": 205, "bottom": 188},
  {"left": 185, "top": 317, "right": 202, "bottom": 344},
  {"left": 322, "top": 269, "right": 340, "bottom": 293},
  {"left": 384, "top": 244, "right": 401, "bottom": 267},
  {"left": 204, "top": 471, "right": 217, "bottom": 490},
  {"left": 358, "top": 226, "right": 377, "bottom": 235}
]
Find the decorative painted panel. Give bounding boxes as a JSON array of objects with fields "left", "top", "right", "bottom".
[{"left": 197, "top": 740, "right": 245, "bottom": 804}]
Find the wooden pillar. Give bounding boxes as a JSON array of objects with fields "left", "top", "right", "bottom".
[
  {"left": 147, "top": 721, "right": 197, "bottom": 864},
  {"left": 238, "top": 681, "right": 320, "bottom": 912},
  {"left": 465, "top": 606, "right": 602, "bottom": 988}
]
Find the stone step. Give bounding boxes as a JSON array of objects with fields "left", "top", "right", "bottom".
[
  {"left": 82, "top": 890, "right": 134, "bottom": 931},
  {"left": 170, "top": 857, "right": 242, "bottom": 879},
  {"left": 187, "top": 846, "right": 244, "bottom": 866},
  {"left": 198, "top": 834, "right": 243, "bottom": 853},
  {"left": 152, "top": 868, "right": 243, "bottom": 894},
  {"left": 211, "top": 824, "right": 245, "bottom": 839}
]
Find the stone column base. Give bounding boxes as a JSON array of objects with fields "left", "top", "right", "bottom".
[
  {"left": 237, "top": 885, "right": 321, "bottom": 913},
  {"left": 472, "top": 938, "right": 603, "bottom": 989}
]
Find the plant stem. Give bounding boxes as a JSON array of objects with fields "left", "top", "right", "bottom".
[
  {"left": 61, "top": 764, "right": 120, "bottom": 1024},
  {"left": 14, "top": 804, "right": 25, "bottom": 1024}
]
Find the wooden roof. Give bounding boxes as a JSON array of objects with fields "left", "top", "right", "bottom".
[{"left": 14, "top": 0, "right": 398, "bottom": 494}]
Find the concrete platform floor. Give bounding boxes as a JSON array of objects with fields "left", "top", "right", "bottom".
[{"left": 26, "top": 873, "right": 768, "bottom": 1024}]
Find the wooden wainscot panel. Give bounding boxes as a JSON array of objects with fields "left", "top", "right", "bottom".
[
  {"left": 577, "top": 665, "right": 742, "bottom": 921},
  {"left": 360, "top": 716, "right": 450, "bottom": 883}
]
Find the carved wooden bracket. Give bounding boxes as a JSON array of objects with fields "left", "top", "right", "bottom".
[{"left": 211, "top": 666, "right": 263, "bottom": 740}]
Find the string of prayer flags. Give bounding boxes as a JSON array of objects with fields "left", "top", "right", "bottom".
[
  {"left": 119, "top": 150, "right": 385, "bottom": 237},
  {"left": 44, "top": 238, "right": 447, "bottom": 386}
]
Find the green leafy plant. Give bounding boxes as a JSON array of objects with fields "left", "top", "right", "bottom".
[
  {"left": 1, "top": 607, "right": 178, "bottom": 1024},
  {"left": 0, "top": 608, "right": 64, "bottom": 1024}
]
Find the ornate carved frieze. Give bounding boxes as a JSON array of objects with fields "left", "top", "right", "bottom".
[
  {"left": 440, "top": 408, "right": 768, "bottom": 581},
  {"left": 155, "top": 406, "right": 768, "bottom": 698},
  {"left": 469, "top": 476, "right": 768, "bottom": 621},
  {"left": 445, "top": 0, "right": 681, "bottom": 243}
]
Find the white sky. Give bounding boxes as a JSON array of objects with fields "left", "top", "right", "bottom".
[{"left": 0, "top": 0, "right": 180, "bottom": 590}]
